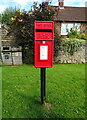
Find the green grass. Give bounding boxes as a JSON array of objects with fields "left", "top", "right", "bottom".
[
  {"left": 0, "top": 64, "right": 2, "bottom": 118},
  {"left": 2, "top": 64, "right": 85, "bottom": 118},
  {"left": 0, "top": 60, "right": 2, "bottom": 66}
]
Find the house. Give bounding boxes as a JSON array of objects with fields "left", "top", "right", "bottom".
[{"left": 53, "top": 0, "right": 87, "bottom": 38}]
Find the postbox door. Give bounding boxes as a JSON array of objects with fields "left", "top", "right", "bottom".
[{"left": 34, "top": 41, "right": 54, "bottom": 68}]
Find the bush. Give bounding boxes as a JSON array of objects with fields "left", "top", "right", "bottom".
[
  {"left": 76, "top": 33, "right": 87, "bottom": 40},
  {"left": 0, "top": 7, "right": 16, "bottom": 24},
  {"left": 68, "top": 32, "right": 87, "bottom": 41},
  {"left": 67, "top": 27, "right": 87, "bottom": 40},
  {"left": 67, "top": 27, "right": 78, "bottom": 38},
  {"left": 59, "top": 38, "right": 85, "bottom": 55},
  {"left": 8, "top": 2, "right": 56, "bottom": 63},
  {"left": 54, "top": 34, "right": 62, "bottom": 57}
]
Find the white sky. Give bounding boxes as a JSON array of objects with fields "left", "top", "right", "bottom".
[{"left": 0, "top": 0, "right": 87, "bottom": 13}]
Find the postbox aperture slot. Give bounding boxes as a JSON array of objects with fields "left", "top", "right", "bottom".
[{"left": 36, "top": 29, "right": 52, "bottom": 32}]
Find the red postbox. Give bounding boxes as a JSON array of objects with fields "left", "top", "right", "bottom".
[{"left": 34, "top": 21, "right": 54, "bottom": 68}]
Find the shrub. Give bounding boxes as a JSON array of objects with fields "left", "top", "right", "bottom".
[
  {"left": 67, "top": 27, "right": 78, "bottom": 38},
  {"left": 0, "top": 7, "right": 16, "bottom": 24},
  {"left": 67, "top": 27, "right": 87, "bottom": 40},
  {"left": 77, "top": 33, "right": 87, "bottom": 40},
  {"left": 54, "top": 34, "right": 62, "bottom": 57},
  {"left": 8, "top": 2, "right": 56, "bottom": 63},
  {"left": 59, "top": 38, "right": 85, "bottom": 55}
]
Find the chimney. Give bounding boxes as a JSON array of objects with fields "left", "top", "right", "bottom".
[
  {"left": 85, "top": 1, "right": 87, "bottom": 7},
  {"left": 58, "top": 0, "right": 64, "bottom": 9}
]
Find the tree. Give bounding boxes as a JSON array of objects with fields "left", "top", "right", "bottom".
[
  {"left": 0, "top": 7, "right": 16, "bottom": 24},
  {"left": 0, "top": 14, "right": 2, "bottom": 22},
  {"left": 9, "top": 2, "right": 55, "bottom": 46},
  {"left": 1, "top": 2, "right": 58, "bottom": 63},
  {"left": 7, "top": 2, "right": 56, "bottom": 63}
]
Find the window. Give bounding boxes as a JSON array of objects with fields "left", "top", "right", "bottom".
[
  {"left": 61, "top": 23, "right": 81, "bottom": 35},
  {"left": 0, "top": 24, "right": 1, "bottom": 28}
]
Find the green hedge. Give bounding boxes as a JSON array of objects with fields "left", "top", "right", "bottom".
[
  {"left": 55, "top": 38, "right": 85, "bottom": 56},
  {"left": 67, "top": 28, "right": 87, "bottom": 40},
  {"left": 61, "top": 38, "right": 85, "bottom": 55}
]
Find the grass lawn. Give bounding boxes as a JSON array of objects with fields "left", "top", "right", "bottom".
[
  {"left": 2, "top": 64, "right": 85, "bottom": 119},
  {"left": 0, "top": 60, "right": 2, "bottom": 66}
]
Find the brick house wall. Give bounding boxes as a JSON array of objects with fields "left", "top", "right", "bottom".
[
  {"left": 80, "top": 23, "right": 87, "bottom": 34},
  {"left": 55, "top": 22, "right": 67, "bottom": 38},
  {"left": 55, "top": 22, "right": 61, "bottom": 35},
  {"left": 55, "top": 21, "right": 87, "bottom": 37},
  {"left": 54, "top": 6, "right": 87, "bottom": 36}
]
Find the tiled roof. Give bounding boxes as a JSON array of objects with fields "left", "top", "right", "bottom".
[{"left": 54, "top": 6, "right": 87, "bottom": 22}]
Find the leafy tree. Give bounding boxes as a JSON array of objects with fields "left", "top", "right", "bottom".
[
  {"left": 0, "top": 14, "right": 2, "bottom": 22},
  {"left": 9, "top": 2, "right": 55, "bottom": 46},
  {"left": 66, "top": 26, "right": 87, "bottom": 40},
  {"left": 8, "top": 2, "right": 56, "bottom": 63},
  {"left": 1, "top": 7, "right": 16, "bottom": 24}
]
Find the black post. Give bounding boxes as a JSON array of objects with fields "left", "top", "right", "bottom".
[{"left": 40, "top": 68, "right": 46, "bottom": 105}]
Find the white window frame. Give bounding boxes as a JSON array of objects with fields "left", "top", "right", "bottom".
[
  {"left": 0, "top": 24, "right": 1, "bottom": 28},
  {"left": 61, "top": 22, "right": 81, "bottom": 35}
]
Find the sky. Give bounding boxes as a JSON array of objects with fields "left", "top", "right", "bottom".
[{"left": 0, "top": 0, "right": 87, "bottom": 13}]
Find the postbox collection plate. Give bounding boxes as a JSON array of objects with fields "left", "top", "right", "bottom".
[{"left": 40, "top": 45, "right": 48, "bottom": 60}]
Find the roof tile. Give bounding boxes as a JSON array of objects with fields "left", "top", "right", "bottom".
[{"left": 54, "top": 6, "right": 87, "bottom": 22}]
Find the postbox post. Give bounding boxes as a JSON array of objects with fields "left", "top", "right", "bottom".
[{"left": 41, "top": 68, "right": 46, "bottom": 104}]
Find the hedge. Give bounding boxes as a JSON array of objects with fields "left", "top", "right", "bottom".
[{"left": 55, "top": 38, "right": 86, "bottom": 56}]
